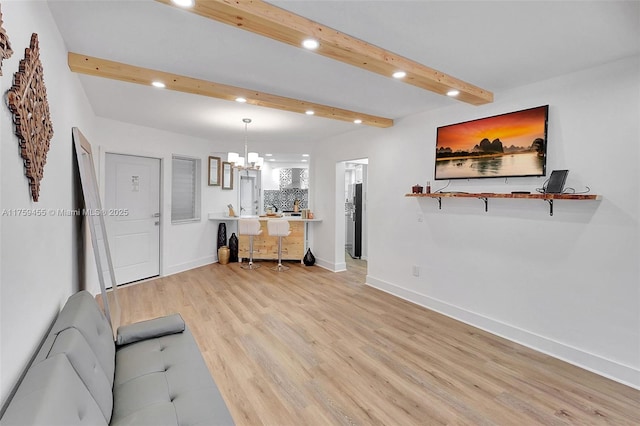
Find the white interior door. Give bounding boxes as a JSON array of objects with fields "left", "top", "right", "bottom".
[
  {"left": 105, "top": 153, "right": 160, "bottom": 285},
  {"left": 240, "top": 175, "right": 257, "bottom": 215}
]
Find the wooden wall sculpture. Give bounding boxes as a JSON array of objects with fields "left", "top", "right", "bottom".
[
  {"left": 7, "top": 33, "right": 54, "bottom": 202},
  {"left": 0, "top": 4, "right": 12, "bottom": 75}
]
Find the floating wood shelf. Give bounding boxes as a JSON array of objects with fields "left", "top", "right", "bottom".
[{"left": 405, "top": 192, "right": 601, "bottom": 216}]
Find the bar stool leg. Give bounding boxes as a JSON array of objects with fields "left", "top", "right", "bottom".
[
  {"left": 271, "top": 235, "right": 290, "bottom": 271},
  {"left": 241, "top": 235, "right": 261, "bottom": 270}
]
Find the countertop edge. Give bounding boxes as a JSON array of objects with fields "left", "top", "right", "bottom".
[{"left": 208, "top": 214, "right": 322, "bottom": 222}]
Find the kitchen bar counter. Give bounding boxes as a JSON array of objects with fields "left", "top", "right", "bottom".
[
  {"left": 207, "top": 213, "right": 321, "bottom": 222},
  {"left": 208, "top": 214, "right": 321, "bottom": 261}
]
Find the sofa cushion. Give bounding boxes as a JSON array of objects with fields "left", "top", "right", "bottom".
[
  {"left": 111, "top": 328, "right": 234, "bottom": 426},
  {"left": 116, "top": 313, "right": 185, "bottom": 346},
  {"left": 107, "top": 403, "right": 179, "bottom": 426},
  {"left": 0, "top": 354, "right": 107, "bottom": 426},
  {"left": 48, "top": 327, "right": 113, "bottom": 422},
  {"left": 48, "top": 291, "right": 115, "bottom": 388}
]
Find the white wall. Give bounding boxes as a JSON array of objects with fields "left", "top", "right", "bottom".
[
  {"left": 0, "top": 1, "right": 96, "bottom": 407},
  {"left": 89, "top": 117, "right": 243, "bottom": 283},
  {"left": 312, "top": 56, "right": 640, "bottom": 388}
]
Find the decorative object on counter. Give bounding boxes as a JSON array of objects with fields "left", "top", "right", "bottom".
[
  {"left": 7, "top": 33, "right": 54, "bottom": 202},
  {"left": 229, "top": 233, "right": 238, "bottom": 262},
  {"left": 227, "top": 204, "right": 236, "bottom": 217},
  {"left": 216, "top": 223, "right": 227, "bottom": 249},
  {"left": 0, "top": 4, "right": 13, "bottom": 75},
  {"left": 412, "top": 184, "right": 423, "bottom": 194},
  {"left": 293, "top": 199, "right": 300, "bottom": 213},
  {"left": 217, "top": 246, "right": 230, "bottom": 265},
  {"left": 426, "top": 181, "right": 431, "bottom": 193},
  {"left": 308, "top": 211, "right": 314, "bottom": 219},
  {"left": 303, "top": 248, "right": 316, "bottom": 266}
]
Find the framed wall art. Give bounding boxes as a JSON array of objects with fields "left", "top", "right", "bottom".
[
  {"left": 0, "top": 4, "right": 13, "bottom": 75},
  {"left": 208, "top": 156, "right": 221, "bottom": 186},
  {"left": 221, "top": 162, "right": 233, "bottom": 190},
  {"left": 7, "top": 33, "right": 54, "bottom": 201}
]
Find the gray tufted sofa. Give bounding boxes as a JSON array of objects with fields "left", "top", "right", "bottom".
[{"left": 1, "top": 291, "right": 234, "bottom": 425}]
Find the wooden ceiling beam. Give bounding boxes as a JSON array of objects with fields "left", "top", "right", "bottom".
[
  {"left": 68, "top": 52, "right": 393, "bottom": 128},
  {"left": 156, "top": 0, "right": 493, "bottom": 106}
]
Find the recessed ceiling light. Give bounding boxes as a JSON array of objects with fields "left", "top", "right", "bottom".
[
  {"left": 151, "top": 81, "right": 166, "bottom": 88},
  {"left": 447, "top": 89, "right": 460, "bottom": 97},
  {"left": 392, "top": 71, "right": 406, "bottom": 79},
  {"left": 302, "top": 38, "right": 319, "bottom": 50},
  {"left": 302, "top": 159, "right": 308, "bottom": 162},
  {"left": 354, "top": 119, "right": 362, "bottom": 124},
  {"left": 265, "top": 153, "right": 273, "bottom": 157},
  {"left": 302, "top": 154, "right": 309, "bottom": 157},
  {"left": 305, "top": 110, "right": 315, "bottom": 115},
  {"left": 269, "top": 158, "right": 276, "bottom": 162},
  {"left": 235, "top": 97, "right": 247, "bottom": 103},
  {"left": 171, "top": 0, "right": 194, "bottom": 8}
]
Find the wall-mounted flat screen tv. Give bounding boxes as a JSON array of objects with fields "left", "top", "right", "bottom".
[{"left": 435, "top": 105, "right": 548, "bottom": 180}]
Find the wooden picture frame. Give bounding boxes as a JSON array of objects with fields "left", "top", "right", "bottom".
[
  {"left": 222, "top": 162, "right": 233, "bottom": 190},
  {"left": 208, "top": 156, "right": 221, "bottom": 186}
]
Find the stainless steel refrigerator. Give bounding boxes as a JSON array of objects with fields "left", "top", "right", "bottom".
[{"left": 348, "top": 183, "right": 362, "bottom": 259}]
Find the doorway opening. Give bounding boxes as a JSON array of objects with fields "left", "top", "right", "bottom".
[
  {"left": 343, "top": 159, "right": 368, "bottom": 275},
  {"left": 239, "top": 169, "right": 260, "bottom": 216}
]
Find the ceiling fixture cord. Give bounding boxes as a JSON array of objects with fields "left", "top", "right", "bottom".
[{"left": 243, "top": 118, "right": 251, "bottom": 168}]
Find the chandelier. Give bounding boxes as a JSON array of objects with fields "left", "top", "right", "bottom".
[{"left": 227, "top": 118, "right": 263, "bottom": 169}]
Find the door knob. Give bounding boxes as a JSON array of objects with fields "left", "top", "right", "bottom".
[{"left": 155, "top": 221, "right": 160, "bottom": 226}]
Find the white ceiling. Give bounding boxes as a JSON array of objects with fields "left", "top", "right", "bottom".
[{"left": 47, "top": 0, "right": 640, "bottom": 147}]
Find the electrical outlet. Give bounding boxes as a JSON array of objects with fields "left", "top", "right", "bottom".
[{"left": 412, "top": 265, "right": 420, "bottom": 277}]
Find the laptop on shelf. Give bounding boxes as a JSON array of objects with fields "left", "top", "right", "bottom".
[{"left": 545, "top": 170, "right": 569, "bottom": 194}]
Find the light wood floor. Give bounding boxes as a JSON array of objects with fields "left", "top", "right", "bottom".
[{"left": 109, "top": 261, "right": 639, "bottom": 425}]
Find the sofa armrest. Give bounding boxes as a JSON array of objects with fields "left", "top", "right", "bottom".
[{"left": 116, "top": 313, "right": 185, "bottom": 346}]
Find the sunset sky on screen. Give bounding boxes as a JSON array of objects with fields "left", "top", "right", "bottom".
[{"left": 436, "top": 106, "right": 547, "bottom": 151}]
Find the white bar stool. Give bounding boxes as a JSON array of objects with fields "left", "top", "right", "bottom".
[
  {"left": 239, "top": 219, "right": 262, "bottom": 270},
  {"left": 267, "top": 219, "right": 291, "bottom": 272}
]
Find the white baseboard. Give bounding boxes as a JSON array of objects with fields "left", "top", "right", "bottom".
[
  {"left": 164, "top": 255, "right": 215, "bottom": 277},
  {"left": 366, "top": 275, "right": 640, "bottom": 390},
  {"left": 315, "top": 257, "right": 346, "bottom": 272}
]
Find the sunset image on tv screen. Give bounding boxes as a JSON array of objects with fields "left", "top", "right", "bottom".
[{"left": 435, "top": 105, "right": 548, "bottom": 180}]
